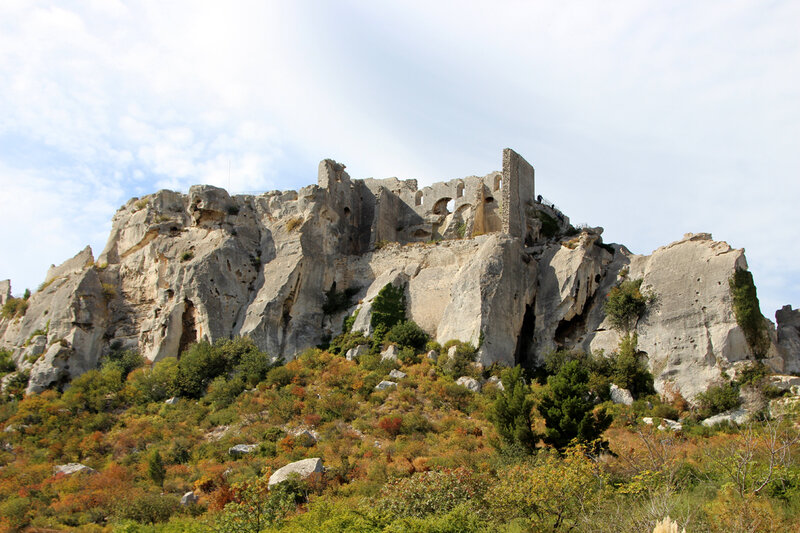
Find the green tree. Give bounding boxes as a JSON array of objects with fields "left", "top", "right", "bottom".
[
  {"left": 729, "top": 268, "right": 770, "bottom": 358},
  {"left": 604, "top": 278, "right": 655, "bottom": 333},
  {"left": 148, "top": 450, "right": 166, "bottom": 488},
  {"left": 611, "top": 333, "right": 655, "bottom": 398},
  {"left": 539, "top": 360, "right": 611, "bottom": 451},
  {"left": 489, "top": 366, "right": 537, "bottom": 453}
]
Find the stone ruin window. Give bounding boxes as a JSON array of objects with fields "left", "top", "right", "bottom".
[
  {"left": 433, "top": 197, "right": 453, "bottom": 215},
  {"left": 494, "top": 175, "right": 502, "bottom": 191},
  {"left": 415, "top": 190, "right": 423, "bottom": 206},
  {"left": 456, "top": 182, "right": 464, "bottom": 198}
]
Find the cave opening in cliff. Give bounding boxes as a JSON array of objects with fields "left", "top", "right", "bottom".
[{"left": 514, "top": 303, "right": 536, "bottom": 373}]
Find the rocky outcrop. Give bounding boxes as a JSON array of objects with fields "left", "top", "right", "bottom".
[
  {"left": 777, "top": 305, "right": 800, "bottom": 374},
  {"left": 54, "top": 463, "right": 97, "bottom": 476},
  {"left": 0, "top": 149, "right": 794, "bottom": 400}
]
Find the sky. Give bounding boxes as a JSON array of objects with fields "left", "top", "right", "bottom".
[{"left": 0, "top": 0, "right": 798, "bottom": 318}]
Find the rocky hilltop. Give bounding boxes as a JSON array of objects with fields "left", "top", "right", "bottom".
[{"left": 1, "top": 149, "right": 797, "bottom": 398}]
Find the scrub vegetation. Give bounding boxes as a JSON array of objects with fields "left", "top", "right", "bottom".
[{"left": 0, "top": 288, "right": 797, "bottom": 532}]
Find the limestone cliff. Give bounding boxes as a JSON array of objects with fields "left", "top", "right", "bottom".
[{"left": 0, "top": 149, "right": 795, "bottom": 399}]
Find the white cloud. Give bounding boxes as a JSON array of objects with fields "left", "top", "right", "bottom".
[{"left": 0, "top": 0, "right": 797, "bottom": 316}]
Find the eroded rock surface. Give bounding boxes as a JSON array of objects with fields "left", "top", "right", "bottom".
[{"left": 0, "top": 150, "right": 794, "bottom": 401}]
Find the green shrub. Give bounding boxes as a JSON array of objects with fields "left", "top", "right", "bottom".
[
  {"left": 265, "top": 365, "right": 296, "bottom": 388},
  {"left": 535, "top": 210, "right": 560, "bottom": 238},
  {"left": 322, "top": 285, "right": 359, "bottom": 316},
  {"left": 173, "top": 341, "right": 229, "bottom": 398},
  {"left": 370, "top": 283, "right": 406, "bottom": 332},
  {"left": 386, "top": 320, "right": 429, "bottom": 351},
  {"left": 1, "top": 297, "right": 28, "bottom": 319},
  {"left": 696, "top": 381, "right": 741, "bottom": 418},
  {"left": 736, "top": 361, "right": 771, "bottom": 387},
  {"left": 180, "top": 251, "right": 194, "bottom": 262},
  {"left": 113, "top": 491, "right": 178, "bottom": 524},
  {"left": 2, "top": 370, "right": 29, "bottom": 400},
  {"left": 124, "top": 358, "right": 178, "bottom": 404},
  {"left": 374, "top": 467, "right": 487, "bottom": 519},
  {"left": 0, "top": 349, "right": 16, "bottom": 375},
  {"left": 215, "top": 478, "right": 296, "bottom": 532},
  {"left": 102, "top": 349, "right": 144, "bottom": 379},
  {"left": 604, "top": 279, "right": 656, "bottom": 333},
  {"left": 62, "top": 366, "right": 125, "bottom": 412},
  {"left": 440, "top": 341, "right": 478, "bottom": 378},
  {"left": 397, "top": 346, "right": 420, "bottom": 365},
  {"left": 342, "top": 309, "right": 359, "bottom": 334},
  {"left": 610, "top": 333, "right": 655, "bottom": 398},
  {"left": 206, "top": 375, "right": 246, "bottom": 409},
  {"left": 729, "top": 269, "right": 770, "bottom": 358}
]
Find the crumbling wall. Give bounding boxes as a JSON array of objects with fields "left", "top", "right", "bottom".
[
  {"left": 502, "top": 148, "right": 536, "bottom": 243},
  {"left": 0, "top": 280, "right": 10, "bottom": 306}
]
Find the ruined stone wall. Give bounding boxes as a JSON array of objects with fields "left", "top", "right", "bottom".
[
  {"left": 502, "top": 148, "right": 536, "bottom": 243},
  {"left": 0, "top": 280, "right": 10, "bottom": 306}
]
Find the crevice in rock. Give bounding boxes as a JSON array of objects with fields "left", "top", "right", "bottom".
[
  {"left": 178, "top": 299, "right": 197, "bottom": 357},
  {"left": 514, "top": 302, "right": 537, "bottom": 372}
]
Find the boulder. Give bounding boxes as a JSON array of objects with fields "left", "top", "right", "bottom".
[
  {"left": 180, "top": 491, "right": 198, "bottom": 506},
  {"left": 485, "top": 375, "right": 505, "bottom": 391},
  {"left": 375, "top": 380, "right": 397, "bottom": 391},
  {"left": 268, "top": 457, "right": 324, "bottom": 486},
  {"left": 290, "top": 429, "right": 318, "bottom": 446},
  {"left": 702, "top": 408, "right": 750, "bottom": 427},
  {"left": 610, "top": 384, "right": 634, "bottom": 405},
  {"left": 165, "top": 397, "right": 179, "bottom": 405},
  {"left": 380, "top": 345, "right": 398, "bottom": 362},
  {"left": 658, "top": 419, "right": 683, "bottom": 432},
  {"left": 389, "top": 369, "right": 407, "bottom": 380},
  {"left": 426, "top": 350, "right": 439, "bottom": 362},
  {"left": 345, "top": 344, "right": 369, "bottom": 361},
  {"left": 228, "top": 444, "right": 259, "bottom": 456},
  {"left": 54, "top": 463, "right": 97, "bottom": 476},
  {"left": 455, "top": 376, "right": 481, "bottom": 392}
]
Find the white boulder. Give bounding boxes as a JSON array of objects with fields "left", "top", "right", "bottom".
[{"left": 268, "top": 457, "right": 324, "bottom": 486}]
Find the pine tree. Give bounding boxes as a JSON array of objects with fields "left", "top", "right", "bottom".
[
  {"left": 148, "top": 450, "right": 166, "bottom": 487},
  {"left": 489, "top": 366, "right": 537, "bottom": 453},
  {"left": 539, "top": 360, "right": 611, "bottom": 452}
]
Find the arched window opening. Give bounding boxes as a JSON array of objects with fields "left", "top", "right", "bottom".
[
  {"left": 415, "top": 191, "right": 423, "bottom": 206},
  {"left": 494, "top": 175, "right": 502, "bottom": 191},
  {"left": 456, "top": 182, "right": 464, "bottom": 198},
  {"left": 432, "top": 197, "right": 453, "bottom": 215}
]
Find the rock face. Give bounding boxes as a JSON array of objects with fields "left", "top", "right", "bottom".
[
  {"left": 268, "top": 457, "right": 324, "bottom": 486},
  {"left": 777, "top": 306, "right": 800, "bottom": 374},
  {"left": 0, "top": 149, "right": 794, "bottom": 401}
]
